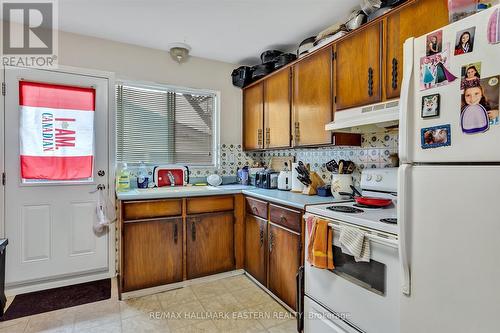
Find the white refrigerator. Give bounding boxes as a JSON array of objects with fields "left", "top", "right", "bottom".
[{"left": 398, "top": 5, "right": 500, "bottom": 332}]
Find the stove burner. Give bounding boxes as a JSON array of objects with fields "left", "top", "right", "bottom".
[
  {"left": 380, "top": 218, "right": 397, "bottom": 224},
  {"left": 353, "top": 203, "right": 381, "bottom": 209},
  {"left": 327, "top": 206, "right": 364, "bottom": 214}
]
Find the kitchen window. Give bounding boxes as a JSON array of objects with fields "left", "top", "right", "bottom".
[{"left": 116, "top": 82, "right": 218, "bottom": 166}]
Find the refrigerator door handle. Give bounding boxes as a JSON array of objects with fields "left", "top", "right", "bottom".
[
  {"left": 398, "top": 165, "right": 411, "bottom": 295},
  {"left": 399, "top": 38, "right": 415, "bottom": 164}
]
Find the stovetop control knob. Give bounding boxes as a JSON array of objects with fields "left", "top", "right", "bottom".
[
  {"left": 366, "top": 174, "right": 372, "bottom": 181},
  {"left": 375, "top": 175, "right": 383, "bottom": 182}
]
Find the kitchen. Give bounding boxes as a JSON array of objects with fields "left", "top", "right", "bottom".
[{"left": 0, "top": 0, "right": 499, "bottom": 332}]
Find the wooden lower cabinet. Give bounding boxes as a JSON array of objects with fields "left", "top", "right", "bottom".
[
  {"left": 245, "top": 214, "right": 267, "bottom": 286},
  {"left": 268, "top": 223, "right": 301, "bottom": 310},
  {"left": 186, "top": 211, "right": 235, "bottom": 279},
  {"left": 122, "top": 217, "right": 182, "bottom": 292}
]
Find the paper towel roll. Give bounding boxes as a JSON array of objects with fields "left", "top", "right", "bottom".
[{"left": 291, "top": 162, "right": 305, "bottom": 193}]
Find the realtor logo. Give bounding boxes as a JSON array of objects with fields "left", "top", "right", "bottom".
[{"left": 1, "top": 0, "right": 58, "bottom": 67}]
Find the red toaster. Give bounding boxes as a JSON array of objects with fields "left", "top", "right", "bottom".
[{"left": 153, "top": 165, "right": 188, "bottom": 187}]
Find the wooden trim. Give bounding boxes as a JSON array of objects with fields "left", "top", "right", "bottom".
[
  {"left": 234, "top": 194, "right": 245, "bottom": 269},
  {"left": 242, "top": 0, "right": 420, "bottom": 90},
  {"left": 182, "top": 198, "right": 187, "bottom": 281}
]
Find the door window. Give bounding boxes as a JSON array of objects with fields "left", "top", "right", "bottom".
[{"left": 19, "top": 81, "right": 95, "bottom": 183}]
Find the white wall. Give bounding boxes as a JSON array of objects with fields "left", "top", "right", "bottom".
[{"left": 57, "top": 31, "right": 242, "bottom": 144}]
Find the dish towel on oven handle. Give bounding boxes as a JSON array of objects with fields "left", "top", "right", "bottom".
[
  {"left": 306, "top": 216, "right": 335, "bottom": 270},
  {"left": 94, "top": 189, "right": 116, "bottom": 233},
  {"left": 339, "top": 225, "right": 370, "bottom": 262}
]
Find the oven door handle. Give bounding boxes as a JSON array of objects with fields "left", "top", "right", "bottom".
[{"left": 327, "top": 223, "right": 398, "bottom": 249}]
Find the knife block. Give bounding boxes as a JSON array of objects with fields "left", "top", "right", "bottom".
[{"left": 302, "top": 172, "right": 325, "bottom": 196}]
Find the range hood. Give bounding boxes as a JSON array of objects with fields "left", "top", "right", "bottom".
[{"left": 326, "top": 100, "right": 400, "bottom": 133}]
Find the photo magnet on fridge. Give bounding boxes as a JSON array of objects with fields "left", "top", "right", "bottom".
[
  {"left": 426, "top": 30, "right": 443, "bottom": 56},
  {"left": 421, "top": 94, "right": 440, "bottom": 118},
  {"left": 454, "top": 27, "right": 476, "bottom": 55},
  {"left": 487, "top": 8, "right": 500, "bottom": 44},
  {"left": 460, "top": 75, "right": 500, "bottom": 133},
  {"left": 421, "top": 124, "right": 451, "bottom": 149},
  {"left": 460, "top": 62, "right": 481, "bottom": 90},
  {"left": 420, "top": 43, "right": 457, "bottom": 91}
]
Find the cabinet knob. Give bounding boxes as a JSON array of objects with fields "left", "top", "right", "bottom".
[
  {"left": 259, "top": 226, "right": 264, "bottom": 247},
  {"left": 173, "top": 223, "right": 178, "bottom": 243}
]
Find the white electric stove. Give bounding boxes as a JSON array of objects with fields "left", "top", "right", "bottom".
[{"left": 303, "top": 168, "right": 400, "bottom": 333}]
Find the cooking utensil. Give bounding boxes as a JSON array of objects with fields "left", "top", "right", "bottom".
[
  {"left": 325, "top": 159, "right": 339, "bottom": 173},
  {"left": 340, "top": 185, "right": 393, "bottom": 207},
  {"left": 338, "top": 160, "right": 344, "bottom": 174},
  {"left": 231, "top": 66, "right": 252, "bottom": 88},
  {"left": 251, "top": 63, "right": 274, "bottom": 80},
  {"left": 273, "top": 53, "right": 297, "bottom": 69},
  {"left": 297, "top": 36, "right": 316, "bottom": 57},
  {"left": 346, "top": 161, "right": 355, "bottom": 174}
]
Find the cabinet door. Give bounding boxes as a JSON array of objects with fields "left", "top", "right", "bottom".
[
  {"left": 336, "top": 22, "right": 382, "bottom": 110},
  {"left": 245, "top": 215, "right": 267, "bottom": 286},
  {"left": 268, "top": 223, "right": 301, "bottom": 310},
  {"left": 264, "top": 69, "right": 291, "bottom": 149},
  {"left": 293, "top": 47, "right": 333, "bottom": 146},
  {"left": 123, "top": 218, "right": 182, "bottom": 292},
  {"left": 243, "top": 82, "right": 264, "bottom": 150},
  {"left": 186, "top": 211, "right": 235, "bottom": 279},
  {"left": 386, "top": 0, "right": 449, "bottom": 99}
]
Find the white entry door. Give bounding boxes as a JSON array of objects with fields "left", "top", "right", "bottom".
[{"left": 3, "top": 66, "right": 110, "bottom": 288}]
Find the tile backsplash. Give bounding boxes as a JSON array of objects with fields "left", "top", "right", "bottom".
[{"left": 123, "top": 130, "right": 398, "bottom": 188}]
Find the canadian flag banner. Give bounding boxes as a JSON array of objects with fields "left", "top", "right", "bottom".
[{"left": 19, "top": 81, "right": 96, "bottom": 180}]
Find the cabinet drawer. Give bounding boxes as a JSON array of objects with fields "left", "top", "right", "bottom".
[
  {"left": 186, "top": 196, "right": 234, "bottom": 214},
  {"left": 245, "top": 197, "right": 268, "bottom": 219},
  {"left": 269, "top": 204, "right": 302, "bottom": 233},
  {"left": 123, "top": 199, "right": 182, "bottom": 221}
]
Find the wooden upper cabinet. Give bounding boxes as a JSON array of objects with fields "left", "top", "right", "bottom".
[
  {"left": 245, "top": 215, "right": 267, "bottom": 286},
  {"left": 122, "top": 218, "right": 182, "bottom": 292},
  {"left": 335, "top": 22, "right": 382, "bottom": 110},
  {"left": 268, "top": 223, "right": 301, "bottom": 310},
  {"left": 243, "top": 82, "right": 264, "bottom": 150},
  {"left": 264, "top": 69, "right": 291, "bottom": 149},
  {"left": 186, "top": 212, "right": 235, "bottom": 279},
  {"left": 292, "top": 47, "right": 333, "bottom": 146},
  {"left": 386, "top": 0, "right": 449, "bottom": 99}
]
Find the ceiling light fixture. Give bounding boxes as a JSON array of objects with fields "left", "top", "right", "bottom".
[{"left": 169, "top": 43, "right": 191, "bottom": 63}]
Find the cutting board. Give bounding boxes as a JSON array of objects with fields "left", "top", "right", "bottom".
[{"left": 269, "top": 156, "right": 295, "bottom": 171}]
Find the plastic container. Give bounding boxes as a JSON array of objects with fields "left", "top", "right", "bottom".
[
  {"left": 137, "top": 161, "right": 149, "bottom": 189},
  {"left": 116, "top": 163, "right": 131, "bottom": 192},
  {"left": 317, "top": 185, "right": 332, "bottom": 197}
]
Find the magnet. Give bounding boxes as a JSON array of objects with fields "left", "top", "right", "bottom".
[
  {"left": 487, "top": 8, "right": 500, "bottom": 44},
  {"left": 461, "top": 75, "right": 500, "bottom": 129},
  {"left": 421, "top": 124, "right": 451, "bottom": 149},
  {"left": 420, "top": 44, "right": 457, "bottom": 91},
  {"left": 426, "top": 30, "right": 443, "bottom": 56},
  {"left": 460, "top": 62, "right": 481, "bottom": 90},
  {"left": 454, "top": 27, "right": 476, "bottom": 55},
  {"left": 421, "top": 94, "right": 440, "bottom": 118}
]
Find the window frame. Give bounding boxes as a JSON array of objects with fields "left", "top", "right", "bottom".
[{"left": 115, "top": 80, "right": 220, "bottom": 168}]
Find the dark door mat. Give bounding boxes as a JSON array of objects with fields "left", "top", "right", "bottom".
[{"left": 1, "top": 278, "right": 111, "bottom": 321}]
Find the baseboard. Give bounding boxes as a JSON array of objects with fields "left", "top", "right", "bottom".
[
  {"left": 120, "top": 269, "right": 245, "bottom": 300},
  {"left": 5, "top": 271, "right": 116, "bottom": 296}
]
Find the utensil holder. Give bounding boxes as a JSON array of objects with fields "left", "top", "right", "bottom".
[
  {"left": 302, "top": 172, "right": 325, "bottom": 196},
  {"left": 331, "top": 174, "right": 353, "bottom": 195}
]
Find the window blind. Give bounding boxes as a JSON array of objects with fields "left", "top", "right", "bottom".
[{"left": 116, "top": 83, "right": 216, "bottom": 165}]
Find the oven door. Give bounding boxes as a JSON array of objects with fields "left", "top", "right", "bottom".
[{"left": 304, "top": 214, "right": 400, "bottom": 333}]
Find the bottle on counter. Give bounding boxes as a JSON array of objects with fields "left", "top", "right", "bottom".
[
  {"left": 137, "top": 161, "right": 149, "bottom": 188},
  {"left": 116, "top": 162, "right": 131, "bottom": 192}
]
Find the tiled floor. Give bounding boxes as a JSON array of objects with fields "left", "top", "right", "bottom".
[{"left": 0, "top": 274, "right": 297, "bottom": 333}]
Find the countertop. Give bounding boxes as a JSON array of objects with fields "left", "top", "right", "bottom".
[{"left": 116, "top": 185, "right": 347, "bottom": 209}]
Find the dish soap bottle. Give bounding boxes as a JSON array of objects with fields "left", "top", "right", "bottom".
[
  {"left": 137, "top": 161, "right": 149, "bottom": 189},
  {"left": 116, "top": 163, "right": 131, "bottom": 192}
]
